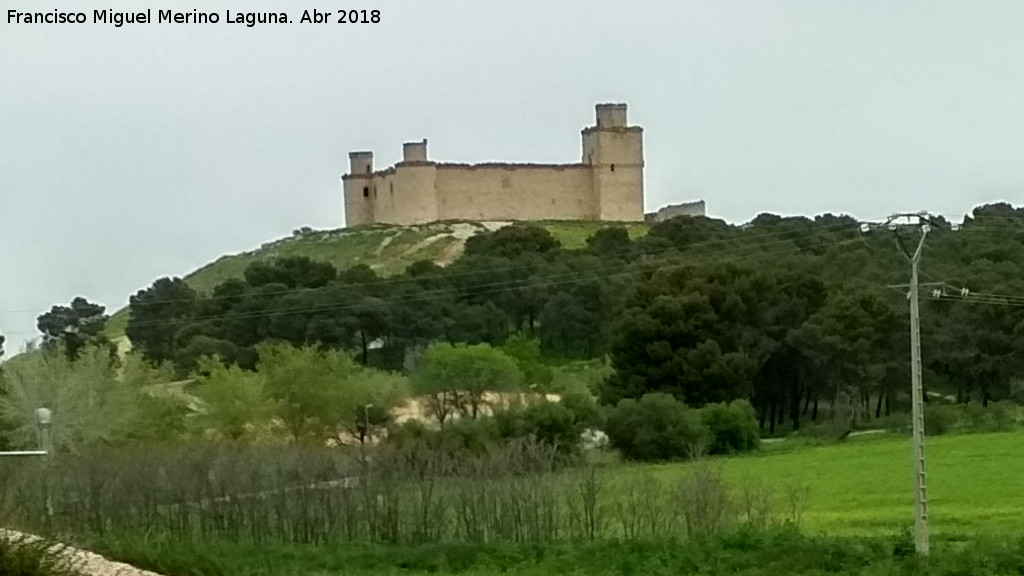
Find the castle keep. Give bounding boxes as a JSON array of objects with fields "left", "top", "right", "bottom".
[{"left": 342, "top": 103, "right": 644, "bottom": 226}]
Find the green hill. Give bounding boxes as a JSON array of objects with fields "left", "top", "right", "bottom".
[{"left": 105, "top": 220, "right": 649, "bottom": 338}]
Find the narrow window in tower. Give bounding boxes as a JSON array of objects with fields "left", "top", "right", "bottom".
[
  {"left": 610, "top": 164, "right": 616, "bottom": 172},
  {"left": 390, "top": 182, "right": 394, "bottom": 195},
  {"left": 363, "top": 187, "right": 369, "bottom": 198},
  {"left": 366, "top": 166, "right": 371, "bottom": 173}
]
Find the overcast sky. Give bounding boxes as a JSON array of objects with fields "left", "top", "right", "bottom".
[{"left": 1, "top": 0, "right": 1023, "bottom": 353}]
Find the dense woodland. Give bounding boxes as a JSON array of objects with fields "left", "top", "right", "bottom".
[
  {"left": 128, "top": 203, "right": 1024, "bottom": 427},
  {"left": 3, "top": 202, "right": 1024, "bottom": 443}
]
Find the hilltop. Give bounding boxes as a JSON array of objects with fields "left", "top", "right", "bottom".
[{"left": 105, "top": 220, "right": 649, "bottom": 338}]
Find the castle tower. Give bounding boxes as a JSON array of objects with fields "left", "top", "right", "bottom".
[
  {"left": 342, "top": 151, "right": 375, "bottom": 226},
  {"left": 392, "top": 139, "right": 438, "bottom": 223},
  {"left": 581, "top": 103, "right": 644, "bottom": 221}
]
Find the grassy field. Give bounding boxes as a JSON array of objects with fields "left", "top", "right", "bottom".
[
  {"left": 620, "top": 430, "right": 1024, "bottom": 538},
  {"left": 31, "top": 429, "right": 1022, "bottom": 576}
]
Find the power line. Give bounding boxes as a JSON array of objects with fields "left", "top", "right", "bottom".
[
  {"left": 0, "top": 219, "right": 875, "bottom": 315},
  {"left": 126, "top": 218, "right": 873, "bottom": 308},
  {"left": 115, "top": 235, "right": 870, "bottom": 332}
]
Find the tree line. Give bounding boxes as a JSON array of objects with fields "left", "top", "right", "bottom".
[{"left": 8, "top": 202, "right": 1024, "bottom": 438}]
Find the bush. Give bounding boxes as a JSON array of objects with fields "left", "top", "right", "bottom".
[
  {"left": 987, "top": 400, "right": 1018, "bottom": 431},
  {"left": 925, "top": 403, "right": 958, "bottom": 436},
  {"left": 870, "top": 412, "right": 910, "bottom": 434},
  {"left": 386, "top": 417, "right": 501, "bottom": 456},
  {"left": 437, "top": 417, "right": 501, "bottom": 455},
  {"left": 605, "top": 393, "right": 710, "bottom": 461},
  {"left": 559, "top": 391, "right": 604, "bottom": 429},
  {"left": 494, "top": 400, "right": 584, "bottom": 454},
  {"left": 700, "top": 400, "right": 760, "bottom": 455}
]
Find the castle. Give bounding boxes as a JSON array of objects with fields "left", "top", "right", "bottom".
[{"left": 342, "top": 103, "right": 645, "bottom": 226}]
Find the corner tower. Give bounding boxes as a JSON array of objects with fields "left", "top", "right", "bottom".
[
  {"left": 581, "top": 103, "right": 644, "bottom": 221},
  {"left": 342, "top": 151, "right": 375, "bottom": 226}
]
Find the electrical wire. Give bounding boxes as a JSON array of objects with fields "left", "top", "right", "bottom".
[{"left": 0, "top": 218, "right": 877, "bottom": 315}]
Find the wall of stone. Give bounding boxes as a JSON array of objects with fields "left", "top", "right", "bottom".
[
  {"left": 374, "top": 164, "right": 438, "bottom": 224},
  {"left": 647, "top": 200, "right": 707, "bottom": 222},
  {"left": 434, "top": 164, "right": 594, "bottom": 221}
]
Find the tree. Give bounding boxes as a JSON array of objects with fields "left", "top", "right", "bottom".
[
  {"left": 501, "top": 333, "right": 553, "bottom": 390},
  {"left": 585, "top": 226, "right": 633, "bottom": 259},
  {"left": 463, "top": 224, "right": 560, "bottom": 259},
  {"left": 699, "top": 400, "right": 760, "bottom": 455},
  {"left": 173, "top": 335, "right": 255, "bottom": 377},
  {"left": 37, "top": 297, "right": 109, "bottom": 361},
  {"left": 126, "top": 277, "right": 196, "bottom": 363},
  {"left": 602, "top": 266, "right": 759, "bottom": 406},
  {"left": 0, "top": 346, "right": 183, "bottom": 452},
  {"left": 257, "top": 343, "right": 407, "bottom": 443},
  {"left": 0, "top": 329, "right": 5, "bottom": 362},
  {"left": 243, "top": 256, "right": 337, "bottom": 289},
  {"left": 190, "top": 357, "right": 275, "bottom": 441},
  {"left": 413, "top": 343, "right": 523, "bottom": 426},
  {"left": 789, "top": 285, "right": 902, "bottom": 429},
  {"left": 604, "top": 393, "right": 710, "bottom": 461}
]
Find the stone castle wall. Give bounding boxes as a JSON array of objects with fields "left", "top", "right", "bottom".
[
  {"left": 646, "top": 200, "right": 707, "bottom": 222},
  {"left": 341, "top": 104, "right": 645, "bottom": 226}
]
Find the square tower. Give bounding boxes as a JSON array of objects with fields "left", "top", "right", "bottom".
[{"left": 581, "top": 103, "right": 644, "bottom": 221}]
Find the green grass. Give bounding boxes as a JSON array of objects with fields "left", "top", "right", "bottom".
[
  {"left": 628, "top": 430, "right": 1024, "bottom": 538},
  {"left": 540, "top": 220, "right": 648, "bottom": 249},
  {"left": 29, "top": 430, "right": 1024, "bottom": 575},
  {"left": 87, "top": 530, "right": 1024, "bottom": 576}
]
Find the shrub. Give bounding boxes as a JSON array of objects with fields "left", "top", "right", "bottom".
[
  {"left": 987, "top": 400, "right": 1018, "bottom": 431},
  {"left": 870, "top": 412, "right": 910, "bottom": 434},
  {"left": 441, "top": 417, "right": 502, "bottom": 454},
  {"left": 700, "top": 400, "right": 760, "bottom": 455},
  {"left": 605, "top": 393, "right": 709, "bottom": 461},
  {"left": 386, "top": 417, "right": 501, "bottom": 457},
  {"left": 559, "top": 391, "right": 604, "bottom": 429},
  {"left": 924, "top": 403, "right": 958, "bottom": 436},
  {"left": 521, "top": 401, "right": 579, "bottom": 453},
  {"left": 494, "top": 399, "right": 585, "bottom": 454}
]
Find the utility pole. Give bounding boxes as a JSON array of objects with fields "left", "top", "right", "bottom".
[{"left": 886, "top": 213, "right": 930, "bottom": 556}]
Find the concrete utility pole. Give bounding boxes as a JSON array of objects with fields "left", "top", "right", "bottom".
[{"left": 887, "top": 213, "right": 931, "bottom": 556}]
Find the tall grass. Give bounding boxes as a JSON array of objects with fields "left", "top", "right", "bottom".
[{"left": 4, "top": 440, "right": 805, "bottom": 548}]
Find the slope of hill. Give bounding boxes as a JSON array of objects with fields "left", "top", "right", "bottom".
[{"left": 104, "top": 220, "right": 649, "bottom": 339}]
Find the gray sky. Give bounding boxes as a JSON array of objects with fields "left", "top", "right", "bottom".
[{"left": 2, "top": 0, "right": 1023, "bottom": 353}]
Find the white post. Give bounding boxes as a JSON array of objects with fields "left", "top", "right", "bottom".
[{"left": 34, "top": 407, "right": 54, "bottom": 518}]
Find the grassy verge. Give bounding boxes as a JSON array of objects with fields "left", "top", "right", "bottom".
[
  {"left": 11, "top": 430, "right": 1024, "bottom": 574},
  {"left": 87, "top": 530, "right": 1024, "bottom": 576}
]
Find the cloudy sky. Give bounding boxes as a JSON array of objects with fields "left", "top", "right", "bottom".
[{"left": 1, "top": 0, "right": 1023, "bottom": 353}]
